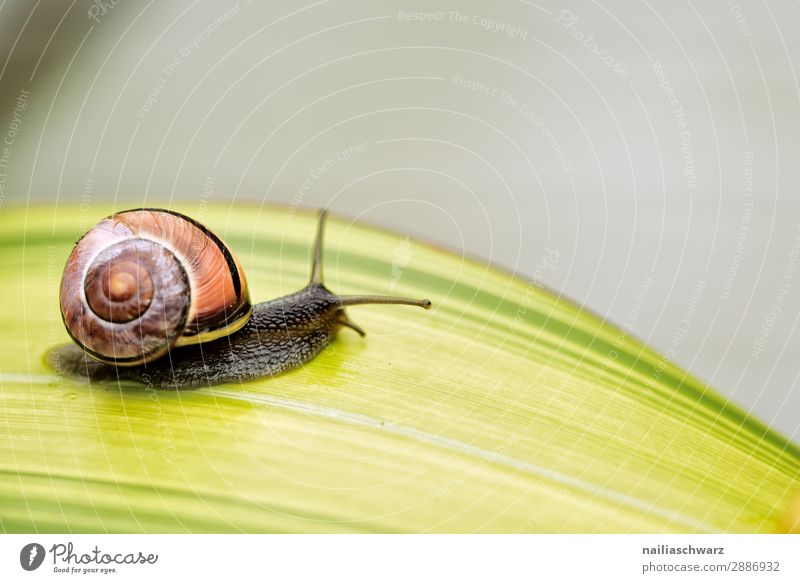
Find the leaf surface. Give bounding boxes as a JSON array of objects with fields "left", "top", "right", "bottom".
[{"left": 1, "top": 205, "right": 798, "bottom": 533}]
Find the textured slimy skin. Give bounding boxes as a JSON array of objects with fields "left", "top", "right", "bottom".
[{"left": 48, "top": 285, "right": 343, "bottom": 389}]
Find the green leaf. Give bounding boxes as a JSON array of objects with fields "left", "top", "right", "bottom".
[{"left": 1, "top": 204, "right": 798, "bottom": 533}]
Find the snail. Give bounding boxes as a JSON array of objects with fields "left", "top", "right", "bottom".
[{"left": 47, "top": 208, "right": 431, "bottom": 389}]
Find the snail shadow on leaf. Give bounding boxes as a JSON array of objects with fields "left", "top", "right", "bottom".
[
  {"left": 43, "top": 336, "right": 355, "bottom": 393},
  {"left": 45, "top": 343, "right": 138, "bottom": 386}
]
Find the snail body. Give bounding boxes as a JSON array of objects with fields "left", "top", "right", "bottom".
[{"left": 50, "top": 209, "right": 430, "bottom": 389}]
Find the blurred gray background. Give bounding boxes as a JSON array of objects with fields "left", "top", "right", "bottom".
[{"left": 1, "top": 0, "right": 799, "bottom": 439}]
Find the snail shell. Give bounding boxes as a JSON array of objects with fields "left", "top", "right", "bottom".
[{"left": 59, "top": 209, "right": 251, "bottom": 366}]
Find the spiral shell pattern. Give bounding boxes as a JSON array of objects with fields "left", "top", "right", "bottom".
[{"left": 59, "top": 209, "right": 251, "bottom": 365}]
